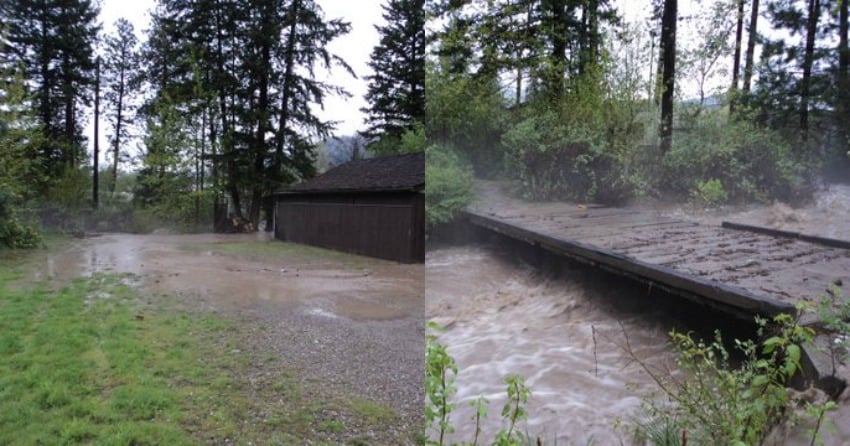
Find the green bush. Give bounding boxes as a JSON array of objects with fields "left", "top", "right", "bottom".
[
  {"left": 426, "top": 66, "right": 509, "bottom": 176},
  {"left": 133, "top": 189, "right": 215, "bottom": 233},
  {"left": 691, "top": 178, "right": 728, "bottom": 208},
  {"left": 0, "top": 189, "right": 42, "bottom": 249},
  {"left": 502, "top": 110, "right": 637, "bottom": 204},
  {"left": 425, "top": 144, "right": 474, "bottom": 231},
  {"left": 631, "top": 310, "right": 835, "bottom": 446},
  {"left": 663, "top": 113, "right": 808, "bottom": 203},
  {"left": 369, "top": 122, "right": 427, "bottom": 155},
  {"left": 501, "top": 67, "right": 645, "bottom": 204}
]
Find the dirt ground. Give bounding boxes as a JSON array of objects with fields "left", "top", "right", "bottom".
[{"left": 29, "top": 232, "right": 425, "bottom": 444}]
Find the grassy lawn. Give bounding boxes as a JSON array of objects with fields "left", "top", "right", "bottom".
[{"left": 0, "top": 243, "right": 406, "bottom": 445}]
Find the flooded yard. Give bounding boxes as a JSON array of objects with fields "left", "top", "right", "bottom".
[{"left": 12, "top": 233, "right": 425, "bottom": 444}]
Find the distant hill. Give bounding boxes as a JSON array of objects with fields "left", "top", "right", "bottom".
[{"left": 315, "top": 134, "right": 371, "bottom": 172}]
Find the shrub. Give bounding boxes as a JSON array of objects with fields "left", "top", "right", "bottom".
[
  {"left": 630, "top": 310, "right": 835, "bottom": 446},
  {"left": 502, "top": 110, "right": 638, "bottom": 204},
  {"left": 425, "top": 144, "right": 474, "bottom": 231},
  {"left": 426, "top": 66, "right": 509, "bottom": 177},
  {"left": 0, "top": 189, "right": 42, "bottom": 249},
  {"left": 502, "top": 67, "right": 645, "bottom": 204},
  {"left": 691, "top": 178, "right": 728, "bottom": 208},
  {"left": 369, "top": 122, "right": 426, "bottom": 156},
  {"left": 133, "top": 189, "right": 215, "bottom": 233},
  {"left": 663, "top": 112, "right": 809, "bottom": 203}
]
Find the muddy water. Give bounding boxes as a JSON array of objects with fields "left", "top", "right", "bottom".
[
  {"left": 430, "top": 183, "right": 850, "bottom": 445},
  {"left": 33, "top": 232, "right": 423, "bottom": 321},
  {"left": 426, "top": 245, "right": 679, "bottom": 444},
  {"left": 661, "top": 183, "right": 850, "bottom": 240}
]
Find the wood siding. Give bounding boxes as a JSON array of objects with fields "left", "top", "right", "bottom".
[{"left": 274, "top": 191, "right": 425, "bottom": 263}]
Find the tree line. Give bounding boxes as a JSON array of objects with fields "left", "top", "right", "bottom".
[
  {"left": 0, "top": 0, "right": 424, "bottom": 241},
  {"left": 425, "top": 0, "right": 850, "bottom": 229}
]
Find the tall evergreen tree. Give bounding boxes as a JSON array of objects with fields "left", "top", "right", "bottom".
[
  {"left": 141, "top": 0, "right": 353, "bottom": 228},
  {"left": 0, "top": 0, "right": 99, "bottom": 178},
  {"left": 742, "top": 0, "right": 760, "bottom": 94},
  {"left": 103, "top": 18, "right": 139, "bottom": 193},
  {"left": 361, "top": 0, "right": 426, "bottom": 148}
]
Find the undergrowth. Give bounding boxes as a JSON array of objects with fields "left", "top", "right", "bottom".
[{"left": 629, "top": 307, "right": 838, "bottom": 446}]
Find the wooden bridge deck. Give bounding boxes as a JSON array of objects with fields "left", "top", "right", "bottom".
[{"left": 465, "top": 188, "right": 850, "bottom": 320}]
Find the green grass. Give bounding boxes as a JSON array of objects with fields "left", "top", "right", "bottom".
[
  {"left": 0, "top": 269, "right": 380, "bottom": 444},
  {"left": 0, "top": 271, "right": 255, "bottom": 444},
  {"left": 349, "top": 397, "right": 398, "bottom": 424},
  {"left": 0, "top": 239, "right": 411, "bottom": 444},
  {"left": 181, "top": 239, "right": 384, "bottom": 269}
]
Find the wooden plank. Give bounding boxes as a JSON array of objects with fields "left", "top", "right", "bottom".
[
  {"left": 722, "top": 221, "right": 850, "bottom": 250},
  {"left": 466, "top": 210, "right": 796, "bottom": 317}
]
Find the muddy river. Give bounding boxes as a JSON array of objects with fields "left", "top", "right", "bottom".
[
  {"left": 427, "top": 183, "right": 850, "bottom": 445},
  {"left": 427, "top": 244, "right": 678, "bottom": 444}
]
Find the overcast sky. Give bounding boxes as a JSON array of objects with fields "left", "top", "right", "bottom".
[{"left": 91, "top": 0, "right": 382, "bottom": 167}]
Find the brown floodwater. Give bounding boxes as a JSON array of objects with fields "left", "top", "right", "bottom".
[
  {"left": 427, "top": 244, "right": 850, "bottom": 445},
  {"left": 427, "top": 183, "right": 850, "bottom": 445},
  {"left": 426, "top": 244, "right": 678, "bottom": 444},
  {"left": 31, "top": 232, "right": 423, "bottom": 321},
  {"left": 660, "top": 183, "right": 850, "bottom": 241}
]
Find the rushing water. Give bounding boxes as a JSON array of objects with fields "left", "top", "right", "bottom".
[
  {"left": 661, "top": 183, "right": 850, "bottom": 241},
  {"left": 427, "top": 183, "right": 850, "bottom": 445},
  {"left": 426, "top": 244, "right": 680, "bottom": 444}
]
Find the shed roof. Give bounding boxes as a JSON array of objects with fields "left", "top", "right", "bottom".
[{"left": 280, "top": 151, "right": 424, "bottom": 194}]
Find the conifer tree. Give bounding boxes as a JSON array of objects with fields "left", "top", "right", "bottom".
[
  {"left": 361, "top": 0, "right": 426, "bottom": 148},
  {"left": 0, "top": 0, "right": 99, "bottom": 176},
  {"left": 103, "top": 18, "right": 139, "bottom": 193}
]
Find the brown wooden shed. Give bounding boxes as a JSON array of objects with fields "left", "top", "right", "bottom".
[{"left": 273, "top": 152, "right": 425, "bottom": 263}]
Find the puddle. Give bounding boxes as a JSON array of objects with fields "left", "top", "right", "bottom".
[
  {"left": 305, "top": 307, "right": 339, "bottom": 319},
  {"left": 32, "top": 233, "right": 423, "bottom": 322}
]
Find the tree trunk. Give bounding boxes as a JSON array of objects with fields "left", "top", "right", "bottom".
[
  {"left": 276, "top": 0, "right": 299, "bottom": 172},
  {"left": 549, "top": 0, "right": 568, "bottom": 99},
  {"left": 800, "top": 0, "right": 820, "bottom": 139},
  {"left": 839, "top": 0, "right": 849, "bottom": 154},
  {"left": 62, "top": 52, "right": 76, "bottom": 168},
  {"left": 254, "top": 4, "right": 272, "bottom": 230},
  {"left": 111, "top": 63, "right": 125, "bottom": 193},
  {"left": 588, "top": 1, "right": 599, "bottom": 70},
  {"left": 730, "top": 0, "right": 745, "bottom": 114},
  {"left": 742, "top": 0, "right": 760, "bottom": 93},
  {"left": 214, "top": 0, "right": 242, "bottom": 219},
  {"left": 659, "top": 0, "right": 677, "bottom": 155},
  {"left": 93, "top": 57, "right": 100, "bottom": 209},
  {"left": 841, "top": 0, "right": 849, "bottom": 81}
]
